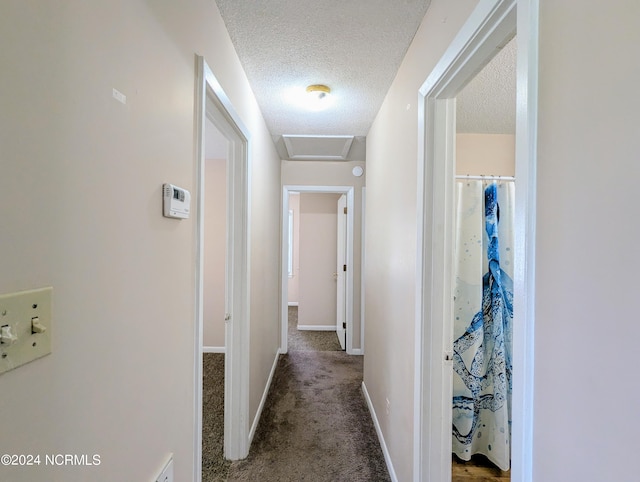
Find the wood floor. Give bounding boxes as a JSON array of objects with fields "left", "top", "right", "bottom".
[{"left": 452, "top": 454, "right": 510, "bottom": 481}]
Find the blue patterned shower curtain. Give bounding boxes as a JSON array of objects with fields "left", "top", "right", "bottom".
[{"left": 452, "top": 180, "right": 514, "bottom": 471}]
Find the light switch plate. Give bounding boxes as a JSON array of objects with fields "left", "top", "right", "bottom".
[{"left": 0, "top": 287, "right": 52, "bottom": 375}]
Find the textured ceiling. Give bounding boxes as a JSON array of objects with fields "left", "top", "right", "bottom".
[
  {"left": 456, "top": 37, "right": 516, "bottom": 134},
  {"left": 215, "top": 0, "right": 431, "bottom": 138},
  {"left": 215, "top": 1, "right": 515, "bottom": 160}
]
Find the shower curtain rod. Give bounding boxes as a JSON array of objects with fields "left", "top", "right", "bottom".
[{"left": 455, "top": 174, "right": 515, "bottom": 181}]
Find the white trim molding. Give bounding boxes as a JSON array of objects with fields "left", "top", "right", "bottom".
[
  {"left": 414, "top": 1, "right": 538, "bottom": 481},
  {"left": 512, "top": 2, "right": 539, "bottom": 480},
  {"left": 362, "top": 382, "right": 398, "bottom": 482},
  {"left": 249, "top": 350, "right": 281, "bottom": 444},
  {"left": 360, "top": 187, "right": 366, "bottom": 355},
  {"left": 297, "top": 325, "right": 336, "bottom": 331},
  {"left": 202, "top": 346, "right": 226, "bottom": 354}
]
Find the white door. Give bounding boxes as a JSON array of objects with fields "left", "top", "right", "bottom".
[{"left": 336, "top": 194, "right": 347, "bottom": 350}]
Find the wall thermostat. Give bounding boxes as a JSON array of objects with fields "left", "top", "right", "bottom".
[{"left": 163, "top": 183, "right": 191, "bottom": 219}]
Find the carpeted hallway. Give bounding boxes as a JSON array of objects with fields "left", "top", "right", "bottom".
[{"left": 202, "top": 307, "right": 390, "bottom": 481}]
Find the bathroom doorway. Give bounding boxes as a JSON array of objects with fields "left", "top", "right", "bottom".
[{"left": 414, "top": 1, "right": 539, "bottom": 480}]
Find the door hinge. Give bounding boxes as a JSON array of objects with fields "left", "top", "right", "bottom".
[
  {"left": 343, "top": 322, "right": 346, "bottom": 329},
  {"left": 343, "top": 206, "right": 347, "bottom": 214},
  {"left": 343, "top": 264, "right": 347, "bottom": 272}
]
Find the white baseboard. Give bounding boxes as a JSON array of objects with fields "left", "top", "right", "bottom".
[
  {"left": 287, "top": 301, "right": 299, "bottom": 306},
  {"left": 361, "top": 381, "right": 398, "bottom": 482},
  {"left": 248, "top": 349, "right": 280, "bottom": 444},
  {"left": 349, "top": 348, "right": 363, "bottom": 355},
  {"left": 297, "top": 325, "right": 335, "bottom": 331},
  {"left": 202, "top": 346, "right": 225, "bottom": 353}
]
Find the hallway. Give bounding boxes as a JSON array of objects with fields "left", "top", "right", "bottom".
[{"left": 202, "top": 307, "right": 389, "bottom": 481}]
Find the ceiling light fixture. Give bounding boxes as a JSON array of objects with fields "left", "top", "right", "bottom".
[
  {"left": 283, "top": 84, "right": 334, "bottom": 111},
  {"left": 306, "top": 84, "right": 331, "bottom": 100},
  {"left": 304, "top": 84, "right": 332, "bottom": 111}
]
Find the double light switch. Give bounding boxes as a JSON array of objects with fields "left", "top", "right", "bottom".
[{"left": 0, "top": 287, "right": 52, "bottom": 375}]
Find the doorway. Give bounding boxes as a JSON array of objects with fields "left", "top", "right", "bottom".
[
  {"left": 451, "top": 35, "right": 516, "bottom": 480},
  {"left": 286, "top": 192, "right": 347, "bottom": 350},
  {"left": 414, "top": 1, "right": 538, "bottom": 481},
  {"left": 281, "top": 185, "right": 355, "bottom": 354},
  {"left": 195, "top": 56, "right": 251, "bottom": 481},
  {"left": 200, "top": 111, "right": 228, "bottom": 481},
  {"left": 202, "top": 119, "right": 228, "bottom": 355}
]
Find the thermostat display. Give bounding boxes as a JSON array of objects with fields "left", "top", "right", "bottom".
[{"left": 163, "top": 184, "right": 191, "bottom": 219}]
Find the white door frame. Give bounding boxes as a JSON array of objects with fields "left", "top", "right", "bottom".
[
  {"left": 414, "top": 1, "right": 538, "bottom": 481},
  {"left": 336, "top": 194, "right": 348, "bottom": 350},
  {"left": 281, "top": 185, "right": 355, "bottom": 354},
  {"left": 195, "top": 56, "right": 251, "bottom": 480}
]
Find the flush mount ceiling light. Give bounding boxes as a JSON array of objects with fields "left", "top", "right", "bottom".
[
  {"left": 304, "top": 84, "right": 332, "bottom": 111},
  {"left": 306, "top": 84, "right": 331, "bottom": 100},
  {"left": 283, "top": 84, "right": 334, "bottom": 111}
]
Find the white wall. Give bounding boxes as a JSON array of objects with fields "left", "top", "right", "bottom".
[
  {"left": 298, "top": 194, "right": 341, "bottom": 329},
  {"left": 533, "top": 1, "right": 640, "bottom": 479},
  {"left": 287, "top": 193, "right": 300, "bottom": 304},
  {"left": 0, "top": 1, "right": 281, "bottom": 481},
  {"left": 456, "top": 133, "right": 515, "bottom": 176},
  {"left": 282, "top": 160, "right": 365, "bottom": 348},
  {"left": 364, "top": 1, "right": 480, "bottom": 480},
  {"left": 203, "top": 158, "right": 226, "bottom": 348}
]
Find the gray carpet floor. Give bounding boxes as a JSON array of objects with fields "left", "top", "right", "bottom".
[
  {"left": 202, "top": 307, "right": 390, "bottom": 481},
  {"left": 202, "top": 353, "right": 230, "bottom": 481},
  {"left": 286, "top": 305, "right": 343, "bottom": 352}
]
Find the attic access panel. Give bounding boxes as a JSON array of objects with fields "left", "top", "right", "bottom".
[{"left": 283, "top": 135, "right": 354, "bottom": 161}]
